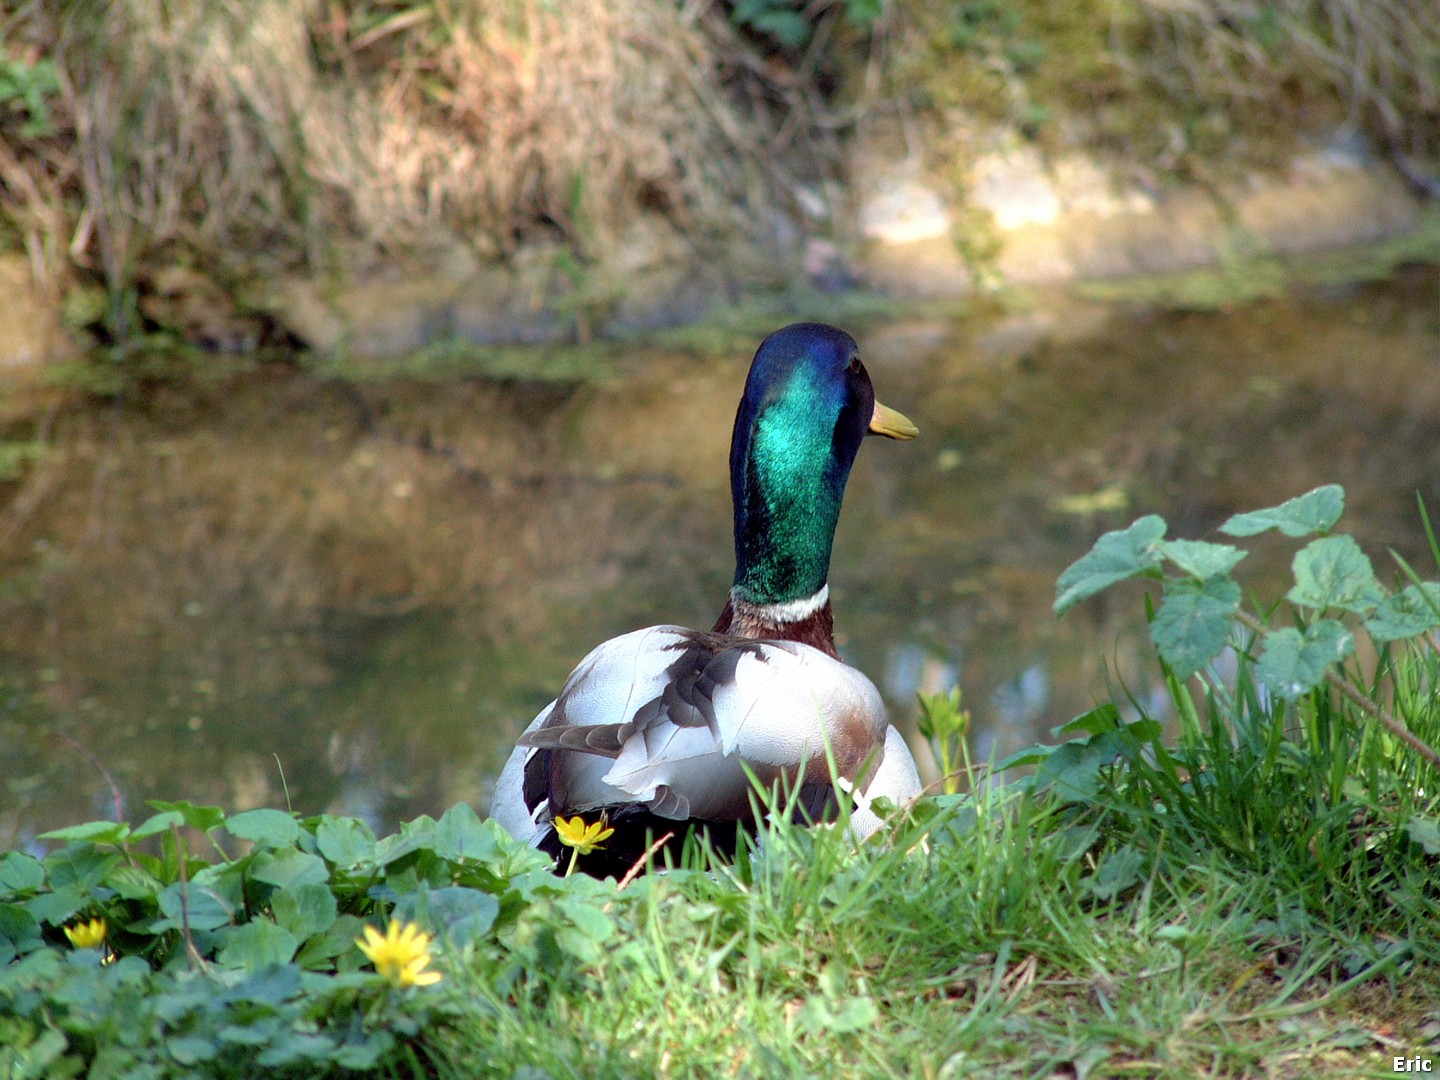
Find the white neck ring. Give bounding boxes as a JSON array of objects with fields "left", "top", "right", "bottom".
[{"left": 730, "top": 584, "right": 829, "bottom": 624}]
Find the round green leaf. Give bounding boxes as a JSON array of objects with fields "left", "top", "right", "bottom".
[
  {"left": 315, "top": 816, "right": 376, "bottom": 868},
  {"left": 153, "top": 882, "right": 234, "bottom": 933},
  {"left": 168, "top": 1035, "right": 220, "bottom": 1065},
  {"left": 38, "top": 820, "right": 131, "bottom": 846},
  {"left": 1150, "top": 575, "right": 1241, "bottom": 679},
  {"left": 1405, "top": 817, "right": 1440, "bottom": 855},
  {"left": 145, "top": 800, "right": 226, "bottom": 833},
  {"left": 1054, "top": 515, "right": 1166, "bottom": 615},
  {"left": 250, "top": 850, "right": 329, "bottom": 890},
  {"left": 270, "top": 882, "right": 337, "bottom": 942},
  {"left": 392, "top": 886, "right": 498, "bottom": 947},
  {"left": 0, "top": 903, "right": 44, "bottom": 958},
  {"left": 0, "top": 852, "right": 46, "bottom": 896},
  {"left": 1256, "top": 621, "right": 1354, "bottom": 700},
  {"left": 1156, "top": 539, "right": 1246, "bottom": 580},
  {"left": 1364, "top": 582, "right": 1440, "bottom": 642},
  {"left": 225, "top": 809, "right": 301, "bottom": 849},
  {"left": 215, "top": 920, "right": 299, "bottom": 970},
  {"left": 433, "top": 803, "right": 502, "bottom": 863},
  {"left": 1219, "top": 484, "right": 1344, "bottom": 538},
  {"left": 129, "top": 810, "right": 186, "bottom": 841},
  {"left": 1286, "top": 535, "right": 1385, "bottom": 613}
]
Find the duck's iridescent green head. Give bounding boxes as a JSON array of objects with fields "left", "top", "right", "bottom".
[{"left": 729, "top": 323, "right": 917, "bottom": 608}]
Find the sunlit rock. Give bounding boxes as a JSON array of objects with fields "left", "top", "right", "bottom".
[
  {"left": 0, "top": 256, "right": 78, "bottom": 377},
  {"left": 971, "top": 144, "right": 1061, "bottom": 231},
  {"left": 858, "top": 168, "right": 953, "bottom": 245}
]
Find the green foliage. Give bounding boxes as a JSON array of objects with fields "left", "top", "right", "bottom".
[
  {"left": 0, "top": 801, "right": 560, "bottom": 1076},
  {"left": 0, "top": 442, "right": 45, "bottom": 483},
  {"left": 0, "top": 57, "right": 60, "bottom": 138},
  {"left": 1218, "top": 483, "right": 1345, "bottom": 537},
  {"left": 1052, "top": 513, "right": 1166, "bottom": 615},
  {"left": 1054, "top": 484, "right": 1440, "bottom": 717},
  {"left": 1031, "top": 483, "right": 1440, "bottom": 970},
  {"left": 914, "top": 687, "right": 969, "bottom": 795},
  {"left": 731, "top": 0, "right": 884, "bottom": 49}
]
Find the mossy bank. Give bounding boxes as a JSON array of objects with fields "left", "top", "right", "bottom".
[{"left": 0, "top": 0, "right": 1436, "bottom": 372}]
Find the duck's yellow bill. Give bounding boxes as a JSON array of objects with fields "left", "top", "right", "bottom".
[{"left": 869, "top": 399, "right": 918, "bottom": 440}]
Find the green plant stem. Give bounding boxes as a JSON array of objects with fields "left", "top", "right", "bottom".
[
  {"left": 170, "top": 823, "right": 206, "bottom": 971},
  {"left": 1233, "top": 609, "right": 1440, "bottom": 768}
]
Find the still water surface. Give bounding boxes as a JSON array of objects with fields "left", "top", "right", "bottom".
[{"left": 2, "top": 268, "right": 1437, "bottom": 844}]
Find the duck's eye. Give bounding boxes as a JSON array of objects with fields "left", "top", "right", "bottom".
[{"left": 848, "top": 355, "right": 862, "bottom": 373}]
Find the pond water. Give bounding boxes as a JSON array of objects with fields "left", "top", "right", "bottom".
[{"left": 2, "top": 266, "right": 1437, "bottom": 846}]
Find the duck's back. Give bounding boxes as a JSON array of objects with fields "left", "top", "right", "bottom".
[{"left": 488, "top": 625, "right": 891, "bottom": 844}]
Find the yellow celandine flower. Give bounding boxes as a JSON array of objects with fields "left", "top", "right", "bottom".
[
  {"left": 553, "top": 814, "right": 616, "bottom": 876},
  {"left": 552, "top": 815, "right": 614, "bottom": 856},
  {"left": 63, "top": 917, "right": 107, "bottom": 950},
  {"left": 356, "top": 920, "right": 442, "bottom": 988}
]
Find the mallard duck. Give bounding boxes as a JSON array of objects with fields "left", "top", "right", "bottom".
[{"left": 489, "top": 323, "right": 922, "bottom": 871}]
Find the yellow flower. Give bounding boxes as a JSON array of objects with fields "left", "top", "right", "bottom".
[
  {"left": 356, "top": 920, "right": 442, "bottom": 988},
  {"left": 64, "top": 917, "right": 107, "bottom": 949},
  {"left": 552, "top": 815, "right": 615, "bottom": 856}
]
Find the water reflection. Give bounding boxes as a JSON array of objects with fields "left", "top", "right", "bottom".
[{"left": 1, "top": 267, "right": 1436, "bottom": 843}]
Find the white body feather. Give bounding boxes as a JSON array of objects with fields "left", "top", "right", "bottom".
[{"left": 489, "top": 625, "right": 922, "bottom": 842}]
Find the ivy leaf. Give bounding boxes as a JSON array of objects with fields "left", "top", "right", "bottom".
[
  {"left": 1150, "top": 576, "right": 1242, "bottom": 679},
  {"left": 1364, "top": 582, "right": 1440, "bottom": 642},
  {"left": 1054, "top": 515, "right": 1167, "bottom": 615},
  {"left": 1219, "top": 484, "right": 1344, "bottom": 537},
  {"left": 1255, "top": 621, "right": 1354, "bottom": 700},
  {"left": 1287, "top": 535, "right": 1385, "bottom": 613},
  {"left": 1156, "top": 539, "right": 1246, "bottom": 580},
  {"left": 1033, "top": 738, "right": 1121, "bottom": 802},
  {"left": 226, "top": 809, "right": 301, "bottom": 849}
]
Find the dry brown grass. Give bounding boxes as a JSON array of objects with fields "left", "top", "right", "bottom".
[
  {"left": 2, "top": 0, "right": 783, "bottom": 328},
  {"left": 2, "top": 0, "right": 1436, "bottom": 343},
  {"left": 883, "top": 0, "right": 1438, "bottom": 199},
  {"left": 1128, "top": 0, "right": 1440, "bottom": 185}
]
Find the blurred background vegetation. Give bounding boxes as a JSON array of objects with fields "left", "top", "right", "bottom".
[{"left": 0, "top": 0, "right": 1435, "bottom": 349}]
